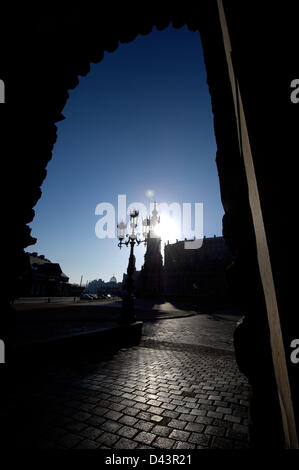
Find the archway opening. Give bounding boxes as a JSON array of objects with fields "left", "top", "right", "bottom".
[
  {"left": 8, "top": 11, "right": 262, "bottom": 448},
  {"left": 25, "top": 24, "right": 229, "bottom": 307}
]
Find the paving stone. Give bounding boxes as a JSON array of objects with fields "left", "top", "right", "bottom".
[
  {"left": 81, "top": 426, "right": 105, "bottom": 440},
  {"left": 232, "top": 423, "right": 248, "bottom": 434},
  {"left": 121, "top": 392, "right": 135, "bottom": 400},
  {"left": 104, "top": 410, "right": 123, "bottom": 421},
  {"left": 122, "top": 407, "right": 140, "bottom": 417},
  {"left": 214, "top": 400, "right": 226, "bottom": 407},
  {"left": 188, "top": 433, "right": 210, "bottom": 446},
  {"left": 170, "top": 390, "right": 182, "bottom": 396},
  {"left": 150, "top": 415, "right": 164, "bottom": 423},
  {"left": 108, "top": 403, "right": 126, "bottom": 412},
  {"left": 207, "top": 410, "right": 224, "bottom": 420},
  {"left": 14, "top": 314, "right": 249, "bottom": 450},
  {"left": 134, "top": 395, "right": 147, "bottom": 404},
  {"left": 136, "top": 411, "right": 153, "bottom": 421},
  {"left": 97, "top": 392, "right": 111, "bottom": 400},
  {"left": 86, "top": 415, "right": 106, "bottom": 427},
  {"left": 135, "top": 444, "right": 155, "bottom": 449},
  {"left": 198, "top": 404, "right": 216, "bottom": 412},
  {"left": 205, "top": 425, "right": 226, "bottom": 437},
  {"left": 162, "top": 410, "right": 180, "bottom": 419},
  {"left": 178, "top": 413, "right": 196, "bottom": 422},
  {"left": 113, "top": 438, "right": 139, "bottom": 449},
  {"left": 147, "top": 394, "right": 160, "bottom": 400},
  {"left": 182, "top": 402, "right": 196, "bottom": 411},
  {"left": 147, "top": 405, "right": 162, "bottom": 415},
  {"left": 134, "top": 420, "right": 155, "bottom": 432},
  {"left": 198, "top": 398, "right": 210, "bottom": 405},
  {"left": 175, "top": 406, "right": 192, "bottom": 414},
  {"left": 182, "top": 397, "right": 197, "bottom": 403},
  {"left": 240, "top": 400, "right": 249, "bottom": 406},
  {"left": 168, "top": 419, "right": 187, "bottom": 430},
  {"left": 157, "top": 391, "right": 169, "bottom": 398},
  {"left": 211, "top": 436, "right": 234, "bottom": 449},
  {"left": 224, "top": 414, "right": 241, "bottom": 424},
  {"left": 226, "top": 429, "right": 249, "bottom": 442},
  {"left": 148, "top": 399, "right": 163, "bottom": 407},
  {"left": 122, "top": 387, "right": 135, "bottom": 394},
  {"left": 135, "top": 431, "right": 156, "bottom": 445},
  {"left": 169, "top": 429, "right": 190, "bottom": 442},
  {"left": 161, "top": 402, "right": 176, "bottom": 411},
  {"left": 93, "top": 406, "right": 109, "bottom": 416},
  {"left": 212, "top": 418, "right": 233, "bottom": 429},
  {"left": 151, "top": 424, "right": 172, "bottom": 437},
  {"left": 232, "top": 409, "right": 248, "bottom": 419},
  {"left": 109, "top": 390, "right": 123, "bottom": 397},
  {"left": 171, "top": 398, "right": 185, "bottom": 405},
  {"left": 98, "top": 399, "right": 111, "bottom": 408},
  {"left": 195, "top": 415, "right": 213, "bottom": 425},
  {"left": 134, "top": 402, "right": 150, "bottom": 411},
  {"left": 101, "top": 420, "right": 123, "bottom": 434},
  {"left": 185, "top": 422, "right": 205, "bottom": 433},
  {"left": 208, "top": 395, "right": 222, "bottom": 401},
  {"left": 216, "top": 406, "right": 232, "bottom": 415},
  {"left": 117, "top": 425, "right": 138, "bottom": 439},
  {"left": 96, "top": 432, "right": 119, "bottom": 447},
  {"left": 121, "top": 399, "right": 136, "bottom": 407},
  {"left": 75, "top": 439, "right": 100, "bottom": 449},
  {"left": 190, "top": 408, "right": 207, "bottom": 416},
  {"left": 173, "top": 441, "right": 196, "bottom": 449},
  {"left": 152, "top": 436, "right": 176, "bottom": 449}
]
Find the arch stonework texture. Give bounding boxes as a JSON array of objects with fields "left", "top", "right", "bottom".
[{"left": 2, "top": 2, "right": 298, "bottom": 447}]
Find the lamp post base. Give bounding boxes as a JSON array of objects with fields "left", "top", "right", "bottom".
[{"left": 119, "top": 295, "right": 136, "bottom": 324}]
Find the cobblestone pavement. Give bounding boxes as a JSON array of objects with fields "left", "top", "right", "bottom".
[{"left": 13, "top": 315, "right": 249, "bottom": 449}]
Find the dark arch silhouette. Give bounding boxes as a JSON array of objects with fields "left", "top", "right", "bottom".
[{"left": 2, "top": 2, "right": 298, "bottom": 448}]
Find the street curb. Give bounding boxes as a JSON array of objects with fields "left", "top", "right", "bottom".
[
  {"left": 136, "top": 311, "right": 201, "bottom": 321},
  {"left": 139, "top": 338, "right": 235, "bottom": 356},
  {"left": 9, "top": 321, "right": 143, "bottom": 363}
]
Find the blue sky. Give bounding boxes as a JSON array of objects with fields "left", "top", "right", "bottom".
[{"left": 28, "top": 25, "right": 224, "bottom": 285}]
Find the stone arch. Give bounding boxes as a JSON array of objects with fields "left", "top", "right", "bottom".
[{"left": 8, "top": 5, "right": 246, "bottom": 295}]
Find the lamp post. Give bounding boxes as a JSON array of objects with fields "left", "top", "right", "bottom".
[{"left": 117, "top": 209, "right": 152, "bottom": 323}]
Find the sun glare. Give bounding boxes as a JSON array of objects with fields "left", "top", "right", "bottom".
[{"left": 154, "top": 214, "right": 181, "bottom": 243}]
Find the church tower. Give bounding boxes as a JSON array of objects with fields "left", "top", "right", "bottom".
[{"left": 141, "top": 203, "right": 163, "bottom": 298}]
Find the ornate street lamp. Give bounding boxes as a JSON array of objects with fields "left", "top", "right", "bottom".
[{"left": 117, "top": 209, "right": 152, "bottom": 323}]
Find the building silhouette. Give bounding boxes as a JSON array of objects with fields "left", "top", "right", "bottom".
[
  {"left": 163, "top": 235, "right": 232, "bottom": 299},
  {"left": 87, "top": 275, "right": 123, "bottom": 296},
  {"left": 139, "top": 204, "right": 163, "bottom": 298},
  {"left": 135, "top": 205, "right": 231, "bottom": 300},
  {"left": 20, "top": 252, "right": 70, "bottom": 296}
]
